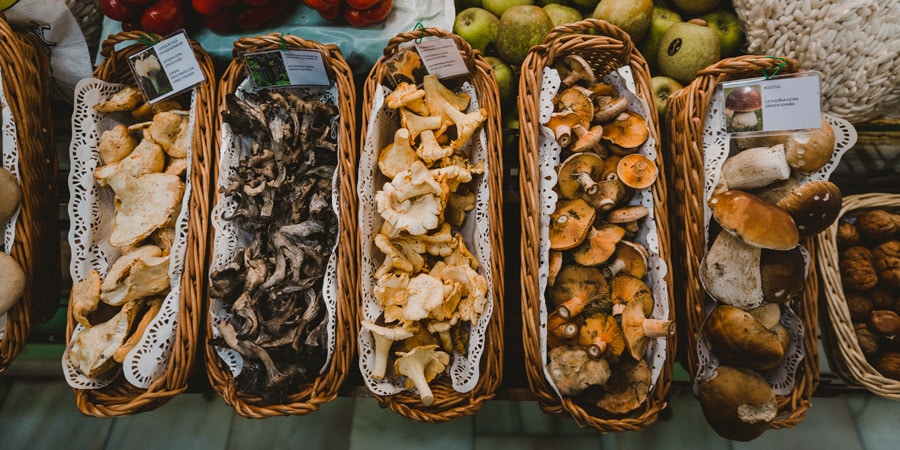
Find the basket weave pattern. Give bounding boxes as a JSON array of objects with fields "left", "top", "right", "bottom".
[
  {"left": 65, "top": 31, "right": 214, "bottom": 417},
  {"left": 518, "top": 19, "right": 675, "bottom": 432},
  {"left": 664, "top": 55, "right": 819, "bottom": 429},
  {"left": 818, "top": 193, "right": 900, "bottom": 399},
  {"left": 203, "top": 33, "right": 358, "bottom": 418},
  {"left": 0, "top": 15, "right": 59, "bottom": 372},
  {"left": 359, "top": 27, "right": 505, "bottom": 423}
]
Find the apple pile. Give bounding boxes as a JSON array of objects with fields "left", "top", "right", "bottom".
[{"left": 302, "top": 0, "right": 394, "bottom": 27}]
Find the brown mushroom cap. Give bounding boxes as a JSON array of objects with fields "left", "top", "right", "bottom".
[
  {"left": 621, "top": 300, "right": 675, "bottom": 360},
  {"left": 572, "top": 224, "right": 626, "bottom": 266},
  {"left": 776, "top": 180, "right": 842, "bottom": 239},
  {"left": 760, "top": 246, "right": 807, "bottom": 303},
  {"left": 725, "top": 86, "right": 762, "bottom": 112},
  {"left": 549, "top": 265, "right": 610, "bottom": 318},
  {"left": 548, "top": 250, "right": 563, "bottom": 287},
  {"left": 546, "top": 112, "right": 582, "bottom": 148},
  {"left": 617, "top": 154, "right": 658, "bottom": 189},
  {"left": 589, "top": 358, "right": 651, "bottom": 415},
  {"left": 578, "top": 313, "right": 625, "bottom": 359},
  {"left": 602, "top": 240, "right": 649, "bottom": 279},
  {"left": 549, "top": 199, "right": 596, "bottom": 250},
  {"left": 556, "top": 87, "right": 594, "bottom": 128},
  {"left": 702, "top": 305, "right": 785, "bottom": 371},
  {"left": 560, "top": 54, "right": 596, "bottom": 87},
  {"left": 0, "top": 252, "right": 26, "bottom": 316},
  {"left": 0, "top": 168, "right": 22, "bottom": 225},
  {"left": 594, "top": 96, "right": 629, "bottom": 123},
  {"left": 783, "top": 116, "right": 836, "bottom": 174},
  {"left": 709, "top": 190, "right": 799, "bottom": 250},
  {"left": 601, "top": 112, "right": 649, "bottom": 150},
  {"left": 557, "top": 152, "right": 605, "bottom": 200},
  {"left": 696, "top": 365, "right": 776, "bottom": 442}
]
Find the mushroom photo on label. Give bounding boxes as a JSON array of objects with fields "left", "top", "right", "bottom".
[{"left": 725, "top": 85, "right": 763, "bottom": 131}]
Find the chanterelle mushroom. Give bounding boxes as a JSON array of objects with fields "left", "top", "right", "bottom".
[
  {"left": 394, "top": 344, "right": 450, "bottom": 406},
  {"left": 362, "top": 320, "right": 415, "bottom": 380},
  {"left": 378, "top": 128, "right": 419, "bottom": 179},
  {"left": 547, "top": 345, "right": 611, "bottom": 396}
]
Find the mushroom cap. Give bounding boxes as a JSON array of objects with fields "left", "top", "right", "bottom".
[
  {"left": 556, "top": 87, "right": 594, "bottom": 127},
  {"left": 603, "top": 240, "right": 649, "bottom": 279},
  {"left": 760, "top": 246, "right": 807, "bottom": 303},
  {"left": 548, "top": 250, "right": 563, "bottom": 287},
  {"left": 0, "top": 168, "right": 22, "bottom": 225},
  {"left": 709, "top": 190, "right": 799, "bottom": 250},
  {"left": 620, "top": 301, "right": 650, "bottom": 359},
  {"left": 702, "top": 305, "right": 785, "bottom": 371},
  {"left": 578, "top": 313, "right": 625, "bottom": 359},
  {"left": 561, "top": 54, "right": 596, "bottom": 86},
  {"left": 545, "top": 111, "right": 582, "bottom": 148},
  {"left": 725, "top": 86, "right": 762, "bottom": 112},
  {"left": 549, "top": 198, "right": 596, "bottom": 250},
  {"left": 572, "top": 224, "right": 626, "bottom": 266},
  {"left": 783, "top": 116, "right": 836, "bottom": 174},
  {"left": 594, "top": 96, "right": 630, "bottom": 123},
  {"left": 571, "top": 124, "right": 605, "bottom": 153},
  {"left": 0, "top": 252, "right": 25, "bottom": 316},
  {"left": 611, "top": 273, "right": 654, "bottom": 317},
  {"left": 589, "top": 358, "right": 651, "bottom": 415},
  {"left": 696, "top": 365, "right": 777, "bottom": 442},
  {"left": 776, "top": 180, "right": 842, "bottom": 239},
  {"left": 549, "top": 265, "right": 610, "bottom": 313},
  {"left": 607, "top": 205, "right": 650, "bottom": 224},
  {"left": 602, "top": 112, "right": 649, "bottom": 150},
  {"left": 557, "top": 152, "right": 605, "bottom": 200},
  {"left": 616, "top": 154, "right": 658, "bottom": 189}
]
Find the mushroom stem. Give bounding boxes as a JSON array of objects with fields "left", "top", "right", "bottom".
[
  {"left": 611, "top": 303, "right": 626, "bottom": 316},
  {"left": 587, "top": 337, "right": 608, "bottom": 359},
  {"left": 555, "top": 124, "right": 573, "bottom": 148},
  {"left": 558, "top": 295, "right": 587, "bottom": 318},
  {"left": 370, "top": 333, "right": 392, "bottom": 379},
  {"left": 643, "top": 318, "right": 675, "bottom": 338},
  {"left": 409, "top": 368, "right": 435, "bottom": 406},
  {"left": 575, "top": 172, "right": 600, "bottom": 196}
]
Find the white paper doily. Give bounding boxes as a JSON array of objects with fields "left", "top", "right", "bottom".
[
  {"left": 208, "top": 80, "right": 340, "bottom": 378},
  {"left": 63, "top": 78, "right": 194, "bottom": 389},
  {"left": 535, "top": 66, "right": 671, "bottom": 400},
  {"left": 0, "top": 62, "right": 21, "bottom": 340},
  {"left": 693, "top": 83, "right": 858, "bottom": 395},
  {"left": 357, "top": 82, "right": 495, "bottom": 397}
]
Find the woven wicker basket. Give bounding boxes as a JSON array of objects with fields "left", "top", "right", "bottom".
[
  {"left": 358, "top": 27, "right": 505, "bottom": 423},
  {"left": 204, "top": 33, "right": 358, "bottom": 419},
  {"left": 0, "top": 15, "right": 59, "bottom": 372},
  {"left": 818, "top": 193, "right": 900, "bottom": 399},
  {"left": 65, "top": 31, "right": 214, "bottom": 416},
  {"left": 518, "top": 19, "right": 675, "bottom": 431},
  {"left": 664, "top": 55, "right": 819, "bottom": 430}
]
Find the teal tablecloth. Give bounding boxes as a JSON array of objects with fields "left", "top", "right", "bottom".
[{"left": 99, "top": 1, "right": 454, "bottom": 75}]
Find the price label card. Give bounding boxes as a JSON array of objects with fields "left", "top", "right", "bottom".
[
  {"left": 245, "top": 49, "right": 331, "bottom": 90},
  {"left": 721, "top": 72, "right": 822, "bottom": 135},
  {"left": 128, "top": 31, "right": 206, "bottom": 104},
  {"left": 415, "top": 38, "right": 469, "bottom": 80}
]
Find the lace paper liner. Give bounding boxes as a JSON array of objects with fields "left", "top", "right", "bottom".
[
  {"left": 535, "top": 67, "right": 671, "bottom": 400},
  {"left": 0, "top": 63, "right": 21, "bottom": 340},
  {"left": 357, "top": 82, "right": 495, "bottom": 397},
  {"left": 63, "top": 78, "right": 195, "bottom": 390},
  {"left": 693, "top": 85, "right": 858, "bottom": 395},
  {"left": 209, "top": 79, "right": 340, "bottom": 378}
]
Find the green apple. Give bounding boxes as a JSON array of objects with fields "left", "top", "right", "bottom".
[
  {"left": 657, "top": 18, "right": 720, "bottom": 84},
  {"left": 651, "top": 76, "right": 683, "bottom": 116},
  {"left": 568, "top": 0, "right": 599, "bottom": 9},
  {"left": 536, "top": 0, "right": 566, "bottom": 5},
  {"left": 672, "top": 0, "right": 722, "bottom": 16},
  {"left": 454, "top": 8, "right": 500, "bottom": 53},
  {"left": 591, "top": 0, "right": 654, "bottom": 42},
  {"left": 486, "top": 56, "right": 516, "bottom": 106},
  {"left": 482, "top": 0, "right": 533, "bottom": 18},
  {"left": 543, "top": 3, "right": 582, "bottom": 27},
  {"left": 495, "top": 5, "right": 554, "bottom": 66},
  {"left": 703, "top": 10, "right": 744, "bottom": 57},
  {"left": 456, "top": 0, "right": 485, "bottom": 9},
  {"left": 638, "top": 6, "right": 682, "bottom": 70}
]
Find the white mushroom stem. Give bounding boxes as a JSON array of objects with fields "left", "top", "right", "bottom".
[
  {"left": 575, "top": 172, "right": 600, "bottom": 196},
  {"left": 643, "top": 318, "right": 675, "bottom": 337},
  {"left": 732, "top": 111, "right": 759, "bottom": 129},
  {"left": 550, "top": 322, "right": 579, "bottom": 339},
  {"left": 554, "top": 124, "right": 573, "bottom": 147},
  {"left": 612, "top": 303, "right": 626, "bottom": 316}
]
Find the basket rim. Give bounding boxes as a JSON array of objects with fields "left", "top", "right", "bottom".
[
  {"left": 203, "top": 32, "right": 359, "bottom": 419},
  {"left": 357, "top": 26, "right": 506, "bottom": 423},
  {"left": 517, "top": 18, "right": 676, "bottom": 432}
]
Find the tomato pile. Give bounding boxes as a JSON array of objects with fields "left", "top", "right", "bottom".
[
  {"left": 302, "top": 0, "right": 394, "bottom": 27},
  {"left": 99, "top": 0, "right": 293, "bottom": 34}
]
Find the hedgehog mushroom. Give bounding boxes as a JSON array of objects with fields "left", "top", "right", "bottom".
[
  {"left": 578, "top": 313, "right": 625, "bottom": 359},
  {"left": 548, "top": 199, "right": 596, "bottom": 251},
  {"left": 394, "top": 344, "right": 450, "bottom": 406},
  {"left": 620, "top": 300, "right": 675, "bottom": 360},
  {"left": 549, "top": 265, "right": 610, "bottom": 319}
]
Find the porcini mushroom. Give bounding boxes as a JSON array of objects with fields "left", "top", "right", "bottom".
[
  {"left": 776, "top": 180, "right": 842, "bottom": 239},
  {"left": 696, "top": 365, "right": 776, "bottom": 442},
  {"left": 549, "top": 199, "right": 596, "bottom": 250},
  {"left": 607, "top": 205, "right": 650, "bottom": 234},
  {"left": 621, "top": 300, "right": 674, "bottom": 360},
  {"left": 708, "top": 190, "right": 799, "bottom": 250},
  {"left": 549, "top": 265, "right": 610, "bottom": 318},
  {"left": 725, "top": 86, "right": 762, "bottom": 130},
  {"left": 616, "top": 154, "right": 657, "bottom": 190},
  {"left": 703, "top": 305, "right": 786, "bottom": 371},
  {"left": 700, "top": 231, "right": 765, "bottom": 310},
  {"left": 783, "top": 116, "right": 836, "bottom": 174},
  {"left": 0, "top": 168, "right": 21, "bottom": 226},
  {"left": 361, "top": 320, "right": 415, "bottom": 380},
  {"left": 394, "top": 344, "right": 450, "bottom": 406},
  {"left": 572, "top": 224, "right": 626, "bottom": 266},
  {"left": 578, "top": 313, "right": 625, "bottom": 359},
  {"left": 760, "top": 246, "right": 806, "bottom": 303},
  {"left": 719, "top": 145, "right": 791, "bottom": 191},
  {"left": 602, "top": 112, "right": 649, "bottom": 151},
  {"left": 603, "top": 240, "right": 649, "bottom": 279}
]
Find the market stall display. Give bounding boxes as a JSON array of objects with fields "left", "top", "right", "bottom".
[
  {"left": 518, "top": 19, "right": 675, "bottom": 431},
  {"left": 204, "top": 32, "right": 358, "bottom": 418},
  {"left": 63, "top": 30, "right": 214, "bottom": 416},
  {"left": 357, "top": 27, "right": 505, "bottom": 423}
]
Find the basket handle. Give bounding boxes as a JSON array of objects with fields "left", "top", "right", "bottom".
[
  {"left": 98, "top": 31, "right": 162, "bottom": 60},
  {"left": 541, "top": 18, "right": 634, "bottom": 54},
  {"left": 697, "top": 55, "right": 801, "bottom": 80},
  {"left": 232, "top": 32, "right": 341, "bottom": 60},
  {"left": 382, "top": 27, "right": 476, "bottom": 65}
]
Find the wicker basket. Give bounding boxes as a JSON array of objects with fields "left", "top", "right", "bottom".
[
  {"left": 518, "top": 19, "right": 675, "bottom": 431},
  {"left": 65, "top": 31, "right": 214, "bottom": 416},
  {"left": 358, "top": 27, "right": 505, "bottom": 423},
  {"left": 0, "top": 15, "right": 59, "bottom": 372},
  {"left": 204, "top": 33, "right": 358, "bottom": 418},
  {"left": 818, "top": 193, "right": 900, "bottom": 399},
  {"left": 664, "top": 55, "right": 819, "bottom": 430}
]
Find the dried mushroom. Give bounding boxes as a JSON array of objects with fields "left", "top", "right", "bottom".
[{"left": 210, "top": 90, "right": 340, "bottom": 400}]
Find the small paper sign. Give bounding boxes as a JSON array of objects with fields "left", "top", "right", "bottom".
[
  {"left": 415, "top": 38, "right": 469, "bottom": 80},
  {"left": 721, "top": 73, "right": 822, "bottom": 135},
  {"left": 245, "top": 49, "right": 331, "bottom": 90},
  {"left": 128, "top": 31, "right": 205, "bottom": 104}
]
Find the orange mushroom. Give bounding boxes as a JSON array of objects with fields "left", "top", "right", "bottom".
[
  {"left": 616, "top": 154, "right": 658, "bottom": 189},
  {"left": 548, "top": 198, "right": 596, "bottom": 250},
  {"left": 545, "top": 112, "right": 582, "bottom": 148},
  {"left": 602, "top": 240, "right": 649, "bottom": 279},
  {"left": 555, "top": 87, "right": 594, "bottom": 128},
  {"left": 578, "top": 313, "right": 625, "bottom": 359},
  {"left": 549, "top": 265, "right": 610, "bottom": 319},
  {"left": 602, "top": 112, "right": 649, "bottom": 150},
  {"left": 572, "top": 224, "right": 626, "bottom": 266},
  {"left": 620, "top": 300, "right": 675, "bottom": 360},
  {"left": 548, "top": 250, "right": 563, "bottom": 286},
  {"left": 610, "top": 273, "right": 654, "bottom": 317}
]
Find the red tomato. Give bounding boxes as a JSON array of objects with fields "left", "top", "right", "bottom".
[
  {"left": 346, "top": 0, "right": 379, "bottom": 9},
  {"left": 301, "top": 0, "right": 331, "bottom": 11},
  {"left": 191, "top": 0, "right": 237, "bottom": 16},
  {"left": 141, "top": 0, "right": 187, "bottom": 34},
  {"left": 99, "top": 0, "right": 140, "bottom": 22},
  {"left": 317, "top": 3, "right": 342, "bottom": 20},
  {"left": 344, "top": 0, "right": 392, "bottom": 27}
]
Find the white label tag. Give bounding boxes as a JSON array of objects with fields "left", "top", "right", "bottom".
[
  {"left": 721, "top": 73, "right": 822, "bottom": 135},
  {"left": 415, "top": 38, "right": 468, "bottom": 80},
  {"left": 245, "top": 49, "right": 330, "bottom": 89},
  {"left": 128, "top": 31, "right": 206, "bottom": 104}
]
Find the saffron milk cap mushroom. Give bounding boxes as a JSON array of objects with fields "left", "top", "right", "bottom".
[
  {"left": 572, "top": 224, "right": 626, "bottom": 266},
  {"left": 559, "top": 54, "right": 595, "bottom": 87},
  {"left": 602, "top": 112, "right": 649, "bottom": 151},
  {"left": 549, "top": 265, "right": 610, "bottom": 318},
  {"left": 556, "top": 87, "right": 594, "bottom": 128},
  {"left": 578, "top": 313, "right": 625, "bottom": 359},
  {"left": 545, "top": 112, "right": 582, "bottom": 148},
  {"left": 570, "top": 124, "right": 605, "bottom": 154},
  {"left": 607, "top": 205, "right": 649, "bottom": 234},
  {"left": 603, "top": 240, "right": 649, "bottom": 279},
  {"left": 549, "top": 198, "right": 596, "bottom": 250},
  {"left": 557, "top": 152, "right": 605, "bottom": 200},
  {"left": 617, "top": 154, "right": 658, "bottom": 189},
  {"left": 708, "top": 190, "right": 799, "bottom": 250},
  {"left": 593, "top": 96, "right": 630, "bottom": 123},
  {"left": 610, "top": 273, "right": 654, "bottom": 317},
  {"left": 589, "top": 358, "right": 652, "bottom": 415},
  {"left": 620, "top": 300, "right": 675, "bottom": 360}
]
